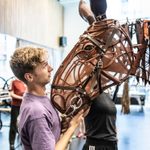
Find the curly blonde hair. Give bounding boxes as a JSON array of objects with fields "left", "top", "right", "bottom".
[{"left": 10, "top": 46, "right": 48, "bottom": 83}]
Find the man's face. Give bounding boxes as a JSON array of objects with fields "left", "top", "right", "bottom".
[{"left": 32, "top": 56, "right": 53, "bottom": 87}]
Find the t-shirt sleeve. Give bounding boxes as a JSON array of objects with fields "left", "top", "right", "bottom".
[{"left": 26, "top": 117, "right": 56, "bottom": 150}]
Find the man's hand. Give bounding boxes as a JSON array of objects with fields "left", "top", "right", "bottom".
[{"left": 61, "top": 106, "right": 90, "bottom": 133}]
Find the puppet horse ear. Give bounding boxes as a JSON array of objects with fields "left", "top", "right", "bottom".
[{"left": 78, "top": 0, "right": 95, "bottom": 25}]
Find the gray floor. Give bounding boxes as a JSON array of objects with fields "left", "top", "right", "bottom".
[
  {"left": 117, "top": 105, "right": 150, "bottom": 150},
  {"left": 0, "top": 105, "right": 150, "bottom": 150},
  {"left": 0, "top": 110, "right": 22, "bottom": 150}
]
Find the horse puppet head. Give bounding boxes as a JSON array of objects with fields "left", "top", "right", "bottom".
[{"left": 51, "top": 19, "right": 134, "bottom": 118}]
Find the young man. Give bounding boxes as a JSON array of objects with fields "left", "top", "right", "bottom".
[{"left": 9, "top": 46, "right": 85, "bottom": 150}]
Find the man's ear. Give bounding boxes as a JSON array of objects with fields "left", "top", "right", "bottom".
[{"left": 24, "top": 73, "right": 33, "bottom": 82}]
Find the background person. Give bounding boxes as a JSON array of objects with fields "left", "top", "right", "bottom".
[
  {"left": 9, "top": 78, "right": 26, "bottom": 150},
  {"left": 81, "top": 1, "right": 118, "bottom": 150}
]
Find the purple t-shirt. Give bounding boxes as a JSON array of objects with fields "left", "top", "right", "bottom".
[{"left": 18, "top": 93, "right": 61, "bottom": 150}]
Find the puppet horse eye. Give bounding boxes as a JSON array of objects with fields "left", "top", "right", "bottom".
[{"left": 84, "top": 44, "right": 94, "bottom": 51}]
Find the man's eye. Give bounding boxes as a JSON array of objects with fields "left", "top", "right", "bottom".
[{"left": 43, "top": 62, "right": 49, "bottom": 68}]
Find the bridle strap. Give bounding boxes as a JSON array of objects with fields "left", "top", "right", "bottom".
[{"left": 82, "top": 34, "right": 105, "bottom": 53}]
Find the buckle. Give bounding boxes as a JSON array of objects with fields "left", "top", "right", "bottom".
[{"left": 96, "top": 14, "right": 106, "bottom": 21}]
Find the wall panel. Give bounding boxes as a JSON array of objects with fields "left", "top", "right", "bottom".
[{"left": 0, "top": 0, "right": 64, "bottom": 48}]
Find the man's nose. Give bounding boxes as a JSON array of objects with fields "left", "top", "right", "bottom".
[{"left": 49, "top": 65, "right": 53, "bottom": 72}]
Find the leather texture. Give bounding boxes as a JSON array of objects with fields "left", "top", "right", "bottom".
[
  {"left": 51, "top": 1, "right": 150, "bottom": 119},
  {"left": 51, "top": 19, "right": 133, "bottom": 117}
]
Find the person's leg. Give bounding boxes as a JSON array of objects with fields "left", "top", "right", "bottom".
[{"left": 9, "top": 106, "right": 20, "bottom": 150}]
